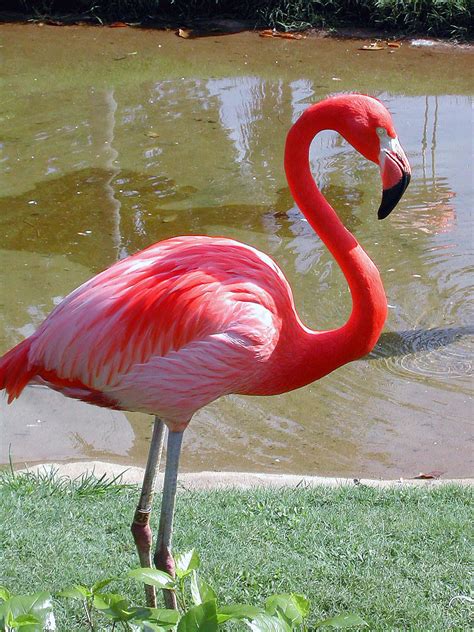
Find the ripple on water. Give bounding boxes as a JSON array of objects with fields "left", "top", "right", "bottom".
[
  {"left": 371, "top": 272, "right": 473, "bottom": 390},
  {"left": 373, "top": 325, "right": 473, "bottom": 382}
]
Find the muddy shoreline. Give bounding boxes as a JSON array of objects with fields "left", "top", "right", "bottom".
[{"left": 0, "top": 12, "right": 472, "bottom": 45}]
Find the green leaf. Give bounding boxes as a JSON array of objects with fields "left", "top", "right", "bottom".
[
  {"left": 315, "top": 613, "right": 368, "bottom": 628},
  {"left": 197, "top": 581, "right": 216, "bottom": 605},
  {"left": 130, "top": 623, "right": 168, "bottom": 632},
  {"left": 58, "top": 585, "right": 91, "bottom": 600},
  {"left": 4, "top": 612, "right": 43, "bottom": 632},
  {"left": 246, "top": 613, "right": 291, "bottom": 632},
  {"left": 0, "top": 586, "right": 11, "bottom": 602},
  {"left": 12, "top": 613, "right": 42, "bottom": 630},
  {"left": 175, "top": 550, "right": 200, "bottom": 579},
  {"left": 217, "top": 604, "right": 263, "bottom": 623},
  {"left": 93, "top": 592, "right": 134, "bottom": 621},
  {"left": 190, "top": 572, "right": 201, "bottom": 606},
  {"left": 129, "top": 606, "right": 180, "bottom": 627},
  {"left": 7, "top": 592, "right": 53, "bottom": 623},
  {"left": 5, "top": 609, "right": 15, "bottom": 627},
  {"left": 265, "top": 594, "right": 310, "bottom": 626},
  {"left": 128, "top": 568, "right": 176, "bottom": 590},
  {"left": 14, "top": 614, "right": 41, "bottom": 624},
  {"left": 91, "top": 577, "right": 116, "bottom": 594},
  {"left": 190, "top": 572, "right": 217, "bottom": 606},
  {"left": 5, "top": 609, "right": 14, "bottom": 625},
  {"left": 289, "top": 594, "right": 310, "bottom": 619},
  {"left": 0, "top": 593, "right": 53, "bottom": 631},
  {"left": 0, "top": 603, "right": 9, "bottom": 627},
  {"left": 177, "top": 600, "right": 218, "bottom": 632}
]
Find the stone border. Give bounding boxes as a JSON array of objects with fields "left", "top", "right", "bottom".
[{"left": 17, "top": 461, "right": 473, "bottom": 489}]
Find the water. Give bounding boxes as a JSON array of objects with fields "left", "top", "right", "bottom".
[{"left": 0, "top": 24, "right": 472, "bottom": 478}]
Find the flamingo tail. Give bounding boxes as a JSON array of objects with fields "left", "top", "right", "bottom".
[{"left": 0, "top": 339, "right": 35, "bottom": 404}]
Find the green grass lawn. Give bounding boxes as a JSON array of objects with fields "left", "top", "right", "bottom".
[{"left": 0, "top": 471, "right": 472, "bottom": 630}]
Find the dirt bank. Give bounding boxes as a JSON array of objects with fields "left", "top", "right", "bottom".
[{"left": 18, "top": 461, "right": 473, "bottom": 489}]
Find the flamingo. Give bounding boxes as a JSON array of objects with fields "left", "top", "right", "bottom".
[{"left": 0, "top": 94, "right": 410, "bottom": 608}]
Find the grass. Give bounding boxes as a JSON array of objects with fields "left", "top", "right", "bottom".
[
  {"left": 3, "top": 0, "right": 473, "bottom": 39},
  {"left": 0, "top": 469, "right": 472, "bottom": 630}
]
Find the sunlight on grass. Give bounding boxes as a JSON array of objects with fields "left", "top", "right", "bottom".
[{"left": 0, "top": 472, "right": 472, "bottom": 630}]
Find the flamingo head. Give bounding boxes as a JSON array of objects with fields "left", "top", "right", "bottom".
[
  {"left": 335, "top": 94, "right": 411, "bottom": 219},
  {"left": 348, "top": 94, "right": 411, "bottom": 219},
  {"left": 376, "top": 125, "right": 411, "bottom": 219}
]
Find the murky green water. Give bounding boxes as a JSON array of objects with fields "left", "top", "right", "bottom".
[{"left": 0, "top": 25, "right": 472, "bottom": 477}]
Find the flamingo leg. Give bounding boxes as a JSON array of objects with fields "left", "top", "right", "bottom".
[
  {"left": 131, "top": 416, "right": 167, "bottom": 607},
  {"left": 154, "top": 430, "right": 184, "bottom": 610}
]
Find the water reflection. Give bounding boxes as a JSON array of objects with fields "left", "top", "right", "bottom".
[
  {"left": 0, "top": 27, "right": 472, "bottom": 477},
  {"left": 101, "top": 89, "right": 122, "bottom": 256}
]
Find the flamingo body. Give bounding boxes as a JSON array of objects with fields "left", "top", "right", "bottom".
[{"left": 0, "top": 236, "right": 302, "bottom": 428}]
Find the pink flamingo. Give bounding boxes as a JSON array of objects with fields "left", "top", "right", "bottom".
[{"left": 0, "top": 94, "right": 410, "bottom": 608}]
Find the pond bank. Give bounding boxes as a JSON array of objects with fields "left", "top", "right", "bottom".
[
  {"left": 1, "top": 0, "right": 472, "bottom": 40},
  {"left": 18, "top": 461, "right": 474, "bottom": 488},
  {"left": 1, "top": 16, "right": 472, "bottom": 50}
]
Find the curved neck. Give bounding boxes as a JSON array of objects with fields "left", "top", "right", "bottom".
[{"left": 281, "top": 101, "right": 387, "bottom": 386}]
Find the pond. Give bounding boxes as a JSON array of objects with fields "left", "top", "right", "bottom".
[{"left": 0, "top": 24, "right": 472, "bottom": 478}]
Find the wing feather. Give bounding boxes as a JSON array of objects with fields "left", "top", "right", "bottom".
[{"left": 26, "top": 236, "right": 294, "bottom": 397}]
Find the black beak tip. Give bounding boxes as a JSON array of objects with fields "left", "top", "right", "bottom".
[
  {"left": 378, "top": 172, "right": 411, "bottom": 220},
  {"left": 377, "top": 204, "right": 392, "bottom": 220}
]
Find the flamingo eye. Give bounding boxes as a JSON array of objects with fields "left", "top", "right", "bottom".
[{"left": 376, "top": 127, "right": 386, "bottom": 137}]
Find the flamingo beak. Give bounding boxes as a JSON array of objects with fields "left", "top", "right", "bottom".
[{"left": 378, "top": 136, "right": 411, "bottom": 220}]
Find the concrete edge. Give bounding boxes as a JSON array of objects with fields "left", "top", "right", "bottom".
[{"left": 13, "top": 461, "right": 474, "bottom": 489}]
